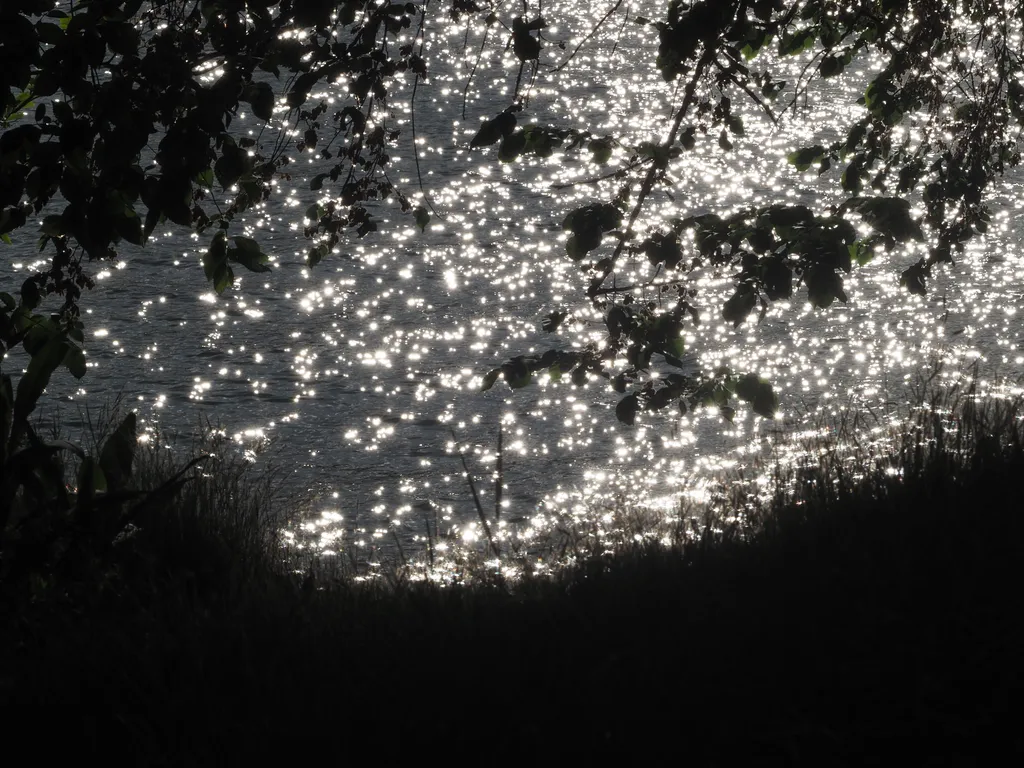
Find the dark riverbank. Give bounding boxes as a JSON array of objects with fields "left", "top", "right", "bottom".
[{"left": 2, "top": 399, "right": 1022, "bottom": 764}]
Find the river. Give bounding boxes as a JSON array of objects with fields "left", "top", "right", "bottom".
[{"left": 4, "top": 3, "right": 1023, "bottom": 562}]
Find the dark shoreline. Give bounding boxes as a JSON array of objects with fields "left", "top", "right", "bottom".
[{"left": 3, "top": 399, "right": 1023, "bottom": 763}]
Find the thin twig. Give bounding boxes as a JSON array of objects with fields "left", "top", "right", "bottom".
[
  {"left": 550, "top": 159, "right": 643, "bottom": 190},
  {"left": 449, "top": 428, "right": 501, "bottom": 558},
  {"left": 495, "top": 420, "right": 503, "bottom": 522},
  {"left": 461, "top": 22, "right": 492, "bottom": 119},
  {"left": 391, "top": 526, "right": 407, "bottom": 569},
  {"left": 409, "top": 0, "right": 442, "bottom": 217},
  {"left": 552, "top": 0, "right": 626, "bottom": 73},
  {"left": 589, "top": 48, "right": 717, "bottom": 298},
  {"left": 424, "top": 511, "right": 434, "bottom": 569}
]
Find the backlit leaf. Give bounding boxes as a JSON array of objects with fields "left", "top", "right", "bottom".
[{"left": 615, "top": 393, "right": 639, "bottom": 425}]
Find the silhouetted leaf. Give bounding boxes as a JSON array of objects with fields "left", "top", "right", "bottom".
[
  {"left": 680, "top": 126, "right": 696, "bottom": 150},
  {"left": 512, "top": 17, "right": 542, "bottom": 61},
  {"left": 615, "top": 393, "right": 639, "bottom": 425},
  {"left": 900, "top": 260, "right": 929, "bottom": 295},
  {"left": 819, "top": 53, "right": 849, "bottom": 78},
  {"left": 470, "top": 113, "right": 516, "bottom": 148},
  {"left": 762, "top": 258, "right": 793, "bottom": 299},
  {"left": 228, "top": 236, "right": 272, "bottom": 273},
  {"left": 114, "top": 209, "right": 145, "bottom": 246},
  {"left": 64, "top": 344, "right": 86, "bottom": 379},
  {"left": 203, "top": 232, "right": 228, "bottom": 281},
  {"left": 498, "top": 130, "right": 527, "bottom": 163},
  {"left": 414, "top": 206, "right": 430, "bottom": 232},
  {"left": 307, "top": 243, "right": 329, "bottom": 268},
  {"left": 846, "top": 197, "right": 925, "bottom": 241},
  {"left": 566, "top": 231, "right": 600, "bottom": 261},
  {"left": 15, "top": 336, "right": 66, "bottom": 422},
  {"left": 663, "top": 335, "right": 685, "bottom": 359},
  {"left": 779, "top": 28, "right": 815, "bottom": 56},
  {"left": 723, "top": 287, "right": 757, "bottom": 326},
  {"left": 143, "top": 207, "right": 162, "bottom": 240},
  {"left": 805, "top": 265, "right": 846, "bottom": 308},
  {"left": 40, "top": 215, "right": 64, "bottom": 237},
  {"left": 20, "top": 278, "right": 41, "bottom": 310},
  {"left": 542, "top": 310, "right": 567, "bottom": 333},
  {"left": 77, "top": 457, "right": 108, "bottom": 503},
  {"left": 766, "top": 204, "right": 814, "bottom": 226},
  {"left": 99, "top": 411, "right": 137, "bottom": 490},
  {"left": 213, "top": 263, "right": 234, "bottom": 294},
  {"left": 589, "top": 137, "right": 613, "bottom": 164},
  {"left": 247, "top": 82, "right": 275, "bottom": 122},
  {"left": 787, "top": 145, "right": 826, "bottom": 172},
  {"left": 642, "top": 232, "right": 682, "bottom": 268},
  {"left": 214, "top": 142, "right": 251, "bottom": 190},
  {"left": 841, "top": 158, "right": 864, "bottom": 193},
  {"left": 736, "top": 373, "right": 778, "bottom": 418},
  {"left": 480, "top": 368, "right": 501, "bottom": 392},
  {"left": 0, "top": 208, "right": 27, "bottom": 237},
  {"left": 502, "top": 357, "right": 531, "bottom": 389},
  {"left": 848, "top": 241, "right": 874, "bottom": 266}
]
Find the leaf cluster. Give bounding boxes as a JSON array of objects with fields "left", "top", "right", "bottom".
[
  {"left": 4, "top": 0, "right": 1024, "bottom": 438},
  {"left": 481, "top": 0, "right": 1024, "bottom": 424}
]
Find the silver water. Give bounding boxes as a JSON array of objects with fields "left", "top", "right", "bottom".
[{"left": 4, "top": 5, "right": 1022, "bottom": 555}]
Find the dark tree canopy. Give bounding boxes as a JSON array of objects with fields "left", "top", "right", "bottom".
[{"left": 1, "top": 0, "right": 1021, "bottom": 455}]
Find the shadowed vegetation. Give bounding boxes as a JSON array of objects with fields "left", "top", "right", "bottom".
[{"left": 2, "top": 388, "right": 1022, "bottom": 762}]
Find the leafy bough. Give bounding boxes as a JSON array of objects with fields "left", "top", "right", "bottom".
[{"left": 470, "top": 0, "right": 1019, "bottom": 426}]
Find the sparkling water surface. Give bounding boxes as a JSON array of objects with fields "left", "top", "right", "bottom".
[{"left": 5, "top": 3, "right": 1023, "bottom": 558}]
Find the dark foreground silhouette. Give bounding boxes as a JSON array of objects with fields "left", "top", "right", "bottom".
[{"left": 2, "top": 405, "right": 1022, "bottom": 764}]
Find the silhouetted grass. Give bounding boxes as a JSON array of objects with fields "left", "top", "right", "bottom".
[{"left": 2, "top": 387, "right": 1022, "bottom": 763}]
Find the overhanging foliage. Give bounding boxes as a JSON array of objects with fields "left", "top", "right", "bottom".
[{"left": 0, "top": 0, "right": 1019, "bottom": 441}]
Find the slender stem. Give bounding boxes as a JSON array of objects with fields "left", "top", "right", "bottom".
[
  {"left": 450, "top": 428, "right": 501, "bottom": 558},
  {"left": 494, "top": 421, "right": 503, "bottom": 522},
  {"left": 589, "top": 47, "right": 717, "bottom": 299},
  {"left": 551, "top": 0, "right": 625, "bottom": 73}
]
